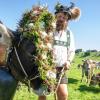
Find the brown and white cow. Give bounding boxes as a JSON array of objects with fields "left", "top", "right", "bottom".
[
  {"left": 0, "top": 21, "right": 12, "bottom": 66},
  {"left": 81, "top": 59, "right": 96, "bottom": 84},
  {"left": 96, "top": 62, "right": 100, "bottom": 69}
]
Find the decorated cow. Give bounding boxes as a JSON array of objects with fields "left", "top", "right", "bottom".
[
  {"left": 0, "top": 5, "right": 57, "bottom": 100},
  {"left": 0, "top": 2, "right": 81, "bottom": 100},
  {"left": 7, "top": 5, "right": 56, "bottom": 96}
]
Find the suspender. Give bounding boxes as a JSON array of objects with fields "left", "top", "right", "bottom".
[
  {"left": 66, "top": 30, "right": 70, "bottom": 61},
  {"left": 67, "top": 30, "right": 70, "bottom": 48}
]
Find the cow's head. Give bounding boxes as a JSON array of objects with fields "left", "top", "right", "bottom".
[{"left": 0, "top": 22, "right": 12, "bottom": 65}]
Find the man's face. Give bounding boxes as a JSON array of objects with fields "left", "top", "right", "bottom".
[{"left": 56, "top": 12, "right": 68, "bottom": 31}]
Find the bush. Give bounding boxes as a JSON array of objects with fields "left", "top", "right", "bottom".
[
  {"left": 90, "top": 50, "right": 98, "bottom": 52},
  {"left": 75, "top": 49, "right": 83, "bottom": 53},
  {"left": 83, "top": 51, "right": 90, "bottom": 57}
]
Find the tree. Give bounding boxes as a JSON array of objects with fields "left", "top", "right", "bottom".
[{"left": 75, "top": 49, "right": 83, "bottom": 53}]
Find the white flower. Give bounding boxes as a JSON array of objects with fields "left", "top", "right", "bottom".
[
  {"left": 42, "top": 54, "right": 47, "bottom": 59},
  {"left": 34, "top": 10, "right": 39, "bottom": 14},
  {"left": 41, "top": 44, "right": 45, "bottom": 48},
  {"left": 40, "top": 5, "right": 44, "bottom": 9},
  {"left": 41, "top": 31, "right": 47, "bottom": 38},
  {"left": 47, "top": 43, "right": 52, "bottom": 50},
  {"left": 28, "top": 23, "right": 34, "bottom": 29},
  {"left": 48, "top": 32, "right": 53, "bottom": 36},
  {"left": 52, "top": 22, "right": 56, "bottom": 29},
  {"left": 46, "top": 70, "right": 56, "bottom": 79}
]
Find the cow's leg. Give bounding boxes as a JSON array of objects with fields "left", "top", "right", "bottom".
[
  {"left": 91, "top": 68, "right": 95, "bottom": 79},
  {"left": 88, "top": 68, "right": 94, "bottom": 85},
  {"left": 81, "top": 68, "right": 84, "bottom": 82},
  {"left": 0, "top": 68, "right": 18, "bottom": 100},
  {"left": 87, "top": 70, "right": 91, "bottom": 84},
  {"left": 86, "top": 75, "right": 89, "bottom": 84},
  {"left": 99, "top": 83, "right": 100, "bottom": 87},
  {"left": 85, "top": 70, "right": 89, "bottom": 83}
]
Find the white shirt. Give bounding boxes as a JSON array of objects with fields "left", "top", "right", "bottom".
[{"left": 53, "top": 29, "right": 75, "bottom": 67}]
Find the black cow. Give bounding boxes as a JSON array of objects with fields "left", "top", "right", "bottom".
[{"left": 89, "top": 73, "right": 100, "bottom": 87}]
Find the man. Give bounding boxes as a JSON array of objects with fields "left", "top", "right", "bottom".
[{"left": 38, "top": 3, "right": 81, "bottom": 100}]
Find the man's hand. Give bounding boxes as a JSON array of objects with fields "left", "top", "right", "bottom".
[{"left": 63, "top": 61, "right": 71, "bottom": 70}]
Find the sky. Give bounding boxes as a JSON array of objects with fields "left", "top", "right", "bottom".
[{"left": 0, "top": 0, "right": 100, "bottom": 51}]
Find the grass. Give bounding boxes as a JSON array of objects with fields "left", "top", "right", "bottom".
[
  {"left": 13, "top": 52, "right": 100, "bottom": 100},
  {"left": 68, "top": 66, "right": 100, "bottom": 100}
]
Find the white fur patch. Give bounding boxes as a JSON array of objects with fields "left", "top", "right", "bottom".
[
  {"left": 0, "top": 23, "right": 12, "bottom": 65},
  {"left": 0, "top": 23, "right": 11, "bottom": 47}
]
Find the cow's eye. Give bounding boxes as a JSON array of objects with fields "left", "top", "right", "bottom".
[{"left": 0, "top": 33, "right": 2, "bottom": 38}]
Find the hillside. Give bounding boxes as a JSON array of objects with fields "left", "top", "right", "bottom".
[{"left": 73, "top": 51, "right": 100, "bottom": 68}]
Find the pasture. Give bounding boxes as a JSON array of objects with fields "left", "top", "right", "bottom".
[{"left": 13, "top": 52, "right": 100, "bottom": 100}]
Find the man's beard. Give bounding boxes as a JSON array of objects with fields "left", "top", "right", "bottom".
[{"left": 56, "top": 20, "right": 67, "bottom": 31}]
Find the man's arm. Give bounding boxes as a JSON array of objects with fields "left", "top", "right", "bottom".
[
  {"left": 68, "top": 30, "right": 75, "bottom": 63},
  {"left": 64, "top": 29, "right": 75, "bottom": 70}
]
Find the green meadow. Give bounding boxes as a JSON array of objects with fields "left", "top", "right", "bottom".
[{"left": 14, "top": 51, "right": 100, "bottom": 100}]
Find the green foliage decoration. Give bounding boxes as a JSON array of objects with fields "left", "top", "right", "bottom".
[{"left": 17, "top": 5, "right": 56, "bottom": 92}]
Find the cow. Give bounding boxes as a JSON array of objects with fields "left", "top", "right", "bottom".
[
  {"left": 81, "top": 59, "right": 96, "bottom": 84},
  {"left": 89, "top": 73, "right": 100, "bottom": 87},
  {"left": 0, "top": 21, "right": 18, "bottom": 100},
  {"left": 0, "top": 21, "right": 12, "bottom": 66},
  {"left": 96, "top": 62, "right": 100, "bottom": 69}
]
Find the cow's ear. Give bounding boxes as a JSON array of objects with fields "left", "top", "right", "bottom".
[{"left": 70, "top": 7, "right": 81, "bottom": 20}]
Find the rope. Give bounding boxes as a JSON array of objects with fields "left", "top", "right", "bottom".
[
  {"left": 30, "top": 74, "right": 40, "bottom": 81},
  {"left": 14, "top": 46, "right": 28, "bottom": 78},
  {"left": 55, "top": 67, "right": 65, "bottom": 93},
  {"left": 54, "top": 67, "right": 65, "bottom": 100}
]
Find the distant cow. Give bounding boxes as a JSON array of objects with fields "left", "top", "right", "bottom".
[
  {"left": 77, "top": 64, "right": 82, "bottom": 69},
  {"left": 96, "top": 62, "right": 100, "bottom": 69},
  {"left": 89, "top": 73, "right": 100, "bottom": 87},
  {"left": 81, "top": 59, "right": 96, "bottom": 84}
]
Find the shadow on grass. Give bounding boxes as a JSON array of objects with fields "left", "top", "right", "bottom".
[
  {"left": 78, "top": 85, "right": 100, "bottom": 93},
  {"left": 68, "top": 78, "right": 79, "bottom": 84}
]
